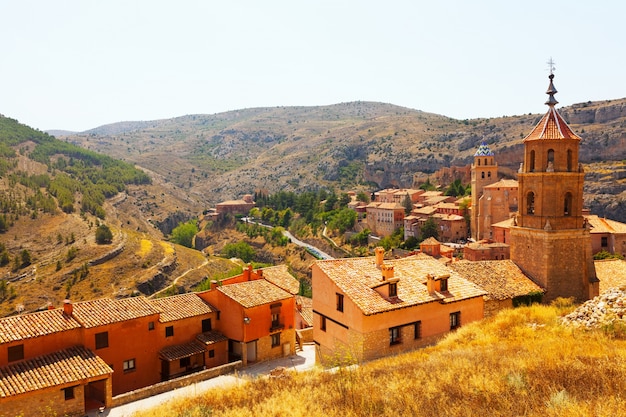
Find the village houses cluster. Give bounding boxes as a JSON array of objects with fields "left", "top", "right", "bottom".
[{"left": 3, "top": 74, "right": 626, "bottom": 416}]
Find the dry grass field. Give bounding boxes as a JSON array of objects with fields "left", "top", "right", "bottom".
[{"left": 132, "top": 301, "right": 626, "bottom": 417}]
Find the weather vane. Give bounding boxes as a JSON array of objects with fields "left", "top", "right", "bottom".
[{"left": 547, "top": 57, "right": 556, "bottom": 75}]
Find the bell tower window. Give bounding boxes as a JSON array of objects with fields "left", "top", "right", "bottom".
[
  {"left": 567, "top": 149, "right": 573, "bottom": 172},
  {"left": 529, "top": 150, "right": 535, "bottom": 172},
  {"left": 527, "top": 192, "right": 535, "bottom": 215},
  {"left": 564, "top": 193, "right": 572, "bottom": 216}
]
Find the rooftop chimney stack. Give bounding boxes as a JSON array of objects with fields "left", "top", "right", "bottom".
[
  {"left": 381, "top": 264, "right": 395, "bottom": 281},
  {"left": 63, "top": 299, "right": 73, "bottom": 317},
  {"left": 375, "top": 246, "right": 385, "bottom": 267}
]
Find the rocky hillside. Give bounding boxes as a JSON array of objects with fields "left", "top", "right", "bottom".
[
  {"left": 561, "top": 286, "right": 626, "bottom": 330},
  {"left": 58, "top": 98, "right": 626, "bottom": 221}
]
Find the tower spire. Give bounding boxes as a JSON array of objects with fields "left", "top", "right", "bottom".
[{"left": 545, "top": 58, "right": 558, "bottom": 107}]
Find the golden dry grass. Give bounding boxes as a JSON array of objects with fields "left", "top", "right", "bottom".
[
  {"left": 132, "top": 304, "right": 626, "bottom": 417},
  {"left": 136, "top": 239, "right": 153, "bottom": 257}
]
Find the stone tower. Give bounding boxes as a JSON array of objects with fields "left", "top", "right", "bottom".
[
  {"left": 510, "top": 73, "right": 599, "bottom": 302},
  {"left": 470, "top": 142, "right": 498, "bottom": 240}
]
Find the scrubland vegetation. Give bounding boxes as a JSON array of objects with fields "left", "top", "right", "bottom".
[{"left": 133, "top": 301, "right": 626, "bottom": 417}]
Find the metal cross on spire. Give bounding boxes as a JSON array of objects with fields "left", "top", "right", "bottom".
[{"left": 547, "top": 57, "right": 556, "bottom": 75}]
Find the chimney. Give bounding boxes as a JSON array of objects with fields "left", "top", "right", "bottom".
[
  {"left": 375, "top": 246, "right": 385, "bottom": 267},
  {"left": 426, "top": 274, "right": 437, "bottom": 294},
  {"left": 210, "top": 280, "right": 219, "bottom": 290},
  {"left": 63, "top": 299, "right": 73, "bottom": 317},
  {"left": 244, "top": 264, "right": 253, "bottom": 281},
  {"left": 381, "top": 264, "right": 394, "bottom": 281}
]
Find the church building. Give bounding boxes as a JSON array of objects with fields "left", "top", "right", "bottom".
[{"left": 509, "top": 72, "right": 599, "bottom": 302}]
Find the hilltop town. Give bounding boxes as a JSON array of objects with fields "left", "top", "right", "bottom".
[{"left": 2, "top": 74, "right": 626, "bottom": 417}]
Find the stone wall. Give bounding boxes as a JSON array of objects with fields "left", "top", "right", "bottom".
[
  {"left": 484, "top": 298, "right": 513, "bottom": 318},
  {"left": 110, "top": 361, "right": 242, "bottom": 408},
  {"left": 0, "top": 385, "right": 85, "bottom": 417}
]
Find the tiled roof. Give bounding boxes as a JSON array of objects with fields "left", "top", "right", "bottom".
[
  {"left": 484, "top": 179, "right": 519, "bottom": 189},
  {"left": 71, "top": 297, "right": 160, "bottom": 328},
  {"left": 218, "top": 279, "right": 292, "bottom": 308},
  {"left": 449, "top": 260, "right": 543, "bottom": 301},
  {"left": 594, "top": 259, "right": 626, "bottom": 294},
  {"left": 0, "top": 346, "right": 111, "bottom": 397},
  {"left": 295, "top": 296, "right": 313, "bottom": 327},
  {"left": 586, "top": 215, "right": 626, "bottom": 234},
  {"left": 0, "top": 309, "right": 81, "bottom": 344},
  {"left": 159, "top": 340, "right": 206, "bottom": 361},
  {"left": 196, "top": 331, "right": 228, "bottom": 345},
  {"left": 474, "top": 142, "right": 495, "bottom": 156},
  {"left": 421, "top": 237, "right": 441, "bottom": 246},
  {"left": 492, "top": 217, "right": 515, "bottom": 229},
  {"left": 261, "top": 265, "right": 300, "bottom": 295},
  {"left": 150, "top": 293, "right": 216, "bottom": 323},
  {"left": 465, "top": 241, "right": 509, "bottom": 250},
  {"left": 524, "top": 106, "right": 581, "bottom": 142},
  {"left": 314, "top": 255, "right": 486, "bottom": 315}
]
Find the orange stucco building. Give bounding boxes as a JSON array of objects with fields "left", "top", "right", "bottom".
[
  {"left": 312, "top": 248, "right": 486, "bottom": 364},
  {"left": 0, "top": 264, "right": 301, "bottom": 416}
]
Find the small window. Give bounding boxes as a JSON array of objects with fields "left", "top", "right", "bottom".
[
  {"left": 336, "top": 293, "right": 344, "bottom": 312},
  {"left": 180, "top": 357, "right": 191, "bottom": 368},
  {"left": 389, "top": 327, "right": 401, "bottom": 345},
  {"left": 527, "top": 192, "right": 535, "bottom": 215},
  {"left": 165, "top": 326, "right": 174, "bottom": 337},
  {"left": 95, "top": 332, "right": 109, "bottom": 350},
  {"left": 487, "top": 171, "right": 491, "bottom": 178},
  {"left": 440, "top": 279, "right": 448, "bottom": 292},
  {"left": 148, "top": 321, "right": 155, "bottom": 331},
  {"left": 271, "top": 313, "right": 280, "bottom": 328},
  {"left": 450, "top": 312, "right": 461, "bottom": 330},
  {"left": 202, "top": 318, "right": 212, "bottom": 332},
  {"left": 601, "top": 237, "right": 608, "bottom": 247},
  {"left": 7, "top": 344, "right": 24, "bottom": 362},
  {"left": 217, "top": 311, "right": 221, "bottom": 320},
  {"left": 123, "top": 358, "right": 136, "bottom": 372},
  {"left": 63, "top": 386, "right": 75, "bottom": 401},
  {"left": 320, "top": 316, "right": 327, "bottom": 332},
  {"left": 389, "top": 283, "right": 397, "bottom": 297},
  {"left": 481, "top": 172, "right": 485, "bottom": 179},
  {"left": 271, "top": 333, "right": 281, "bottom": 348},
  {"left": 414, "top": 321, "right": 422, "bottom": 340},
  {"left": 209, "top": 349, "right": 215, "bottom": 358}
]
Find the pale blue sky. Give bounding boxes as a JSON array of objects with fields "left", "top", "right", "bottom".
[{"left": 1, "top": 0, "right": 625, "bottom": 132}]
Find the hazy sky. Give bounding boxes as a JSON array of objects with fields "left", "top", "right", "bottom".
[{"left": 2, "top": 0, "right": 625, "bottom": 132}]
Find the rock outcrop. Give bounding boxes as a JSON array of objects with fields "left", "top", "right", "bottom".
[{"left": 561, "top": 286, "right": 626, "bottom": 329}]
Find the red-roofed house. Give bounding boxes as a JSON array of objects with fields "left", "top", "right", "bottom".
[{"left": 312, "top": 247, "right": 485, "bottom": 364}]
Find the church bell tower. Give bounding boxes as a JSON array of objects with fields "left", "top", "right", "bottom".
[{"left": 510, "top": 70, "right": 599, "bottom": 302}]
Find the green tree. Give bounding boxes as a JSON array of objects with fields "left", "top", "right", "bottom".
[
  {"left": 418, "top": 178, "right": 436, "bottom": 191},
  {"left": 328, "top": 208, "right": 357, "bottom": 234},
  {"left": 222, "top": 241, "right": 255, "bottom": 262},
  {"left": 171, "top": 220, "right": 199, "bottom": 248},
  {"left": 402, "top": 193, "right": 413, "bottom": 215},
  {"left": 356, "top": 191, "right": 370, "bottom": 203},
  {"left": 420, "top": 217, "right": 439, "bottom": 241},
  {"left": 20, "top": 249, "right": 31, "bottom": 267},
  {"left": 95, "top": 224, "right": 113, "bottom": 244},
  {"left": 445, "top": 179, "right": 469, "bottom": 197}
]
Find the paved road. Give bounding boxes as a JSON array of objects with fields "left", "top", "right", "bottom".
[
  {"left": 87, "top": 344, "right": 316, "bottom": 417},
  {"left": 241, "top": 217, "right": 334, "bottom": 260}
]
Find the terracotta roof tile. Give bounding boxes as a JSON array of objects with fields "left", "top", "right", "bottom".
[
  {"left": 150, "top": 293, "right": 216, "bottom": 323},
  {"left": 260, "top": 265, "right": 300, "bottom": 295},
  {"left": 594, "top": 259, "right": 626, "bottom": 294},
  {"left": 0, "top": 309, "right": 81, "bottom": 344},
  {"left": 196, "top": 331, "right": 228, "bottom": 345},
  {"left": 218, "top": 280, "right": 292, "bottom": 308},
  {"left": 586, "top": 215, "right": 626, "bottom": 234},
  {"left": 449, "top": 260, "right": 543, "bottom": 300},
  {"left": 159, "top": 340, "right": 206, "bottom": 361},
  {"left": 484, "top": 179, "right": 519, "bottom": 189},
  {"left": 524, "top": 107, "right": 581, "bottom": 141},
  {"left": 71, "top": 297, "right": 160, "bottom": 328},
  {"left": 295, "top": 296, "right": 313, "bottom": 327},
  {"left": 314, "top": 255, "right": 486, "bottom": 315},
  {"left": 0, "top": 346, "right": 111, "bottom": 397}
]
